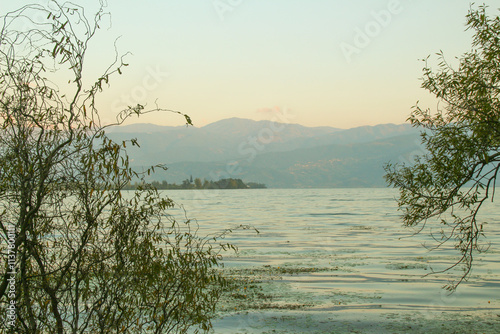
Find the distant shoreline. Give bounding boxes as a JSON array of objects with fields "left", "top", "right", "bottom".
[{"left": 124, "top": 177, "right": 266, "bottom": 190}]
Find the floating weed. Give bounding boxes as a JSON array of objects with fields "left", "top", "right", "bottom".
[
  {"left": 349, "top": 225, "right": 373, "bottom": 230},
  {"left": 248, "top": 302, "right": 313, "bottom": 310},
  {"left": 385, "top": 262, "right": 428, "bottom": 270},
  {"left": 217, "top": 264, "right": 339, "bottom": 314}
]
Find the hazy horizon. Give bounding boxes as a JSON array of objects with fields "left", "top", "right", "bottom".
[
  {"left": 111, "top": 115, "right": 411, "bottom": 130},
  {"left": 4, "top": 1, "right": 497, "bottom": 129}
]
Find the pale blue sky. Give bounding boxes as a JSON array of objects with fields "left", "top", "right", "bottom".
[{"left": 4, "top": 1, "right": 498, "bottom": 128}]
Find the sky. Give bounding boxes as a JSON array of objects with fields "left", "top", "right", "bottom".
[{"left": 3, "top": 1, "right": 499, "bottom": 128}]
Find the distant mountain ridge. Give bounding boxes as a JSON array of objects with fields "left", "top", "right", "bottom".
[{"left": 107, "top": 118, "right": 422, "bottom": 188}]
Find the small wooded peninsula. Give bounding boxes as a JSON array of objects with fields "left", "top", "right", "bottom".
[{"left": 124, "top": 177, "right": 266, "bottom": 190}]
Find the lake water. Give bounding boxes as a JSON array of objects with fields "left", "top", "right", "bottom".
[{"left": 164, "top": 188, "right": 500, "bottom": 333}]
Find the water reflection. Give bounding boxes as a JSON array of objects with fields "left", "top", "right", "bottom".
[{"left": 162, "top": 188, "right": 500, "bottom": 333}]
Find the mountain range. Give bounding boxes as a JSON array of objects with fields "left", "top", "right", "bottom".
[{"left": 106, "top": 117, "right": 423, "bottom": 188}]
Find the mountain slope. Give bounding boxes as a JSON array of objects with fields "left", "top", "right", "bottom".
[
  {"left": 107, "top": 118, "right": 343, "bottom": 165},
  {"left": 119, "top": 119, "right": 423, "bottom": 188},
  {"left": 106, "top": 118, "right": 423, "bottom": 187},
  {"left": 107, "top": 118, "right": 418, "bottom": 167}
]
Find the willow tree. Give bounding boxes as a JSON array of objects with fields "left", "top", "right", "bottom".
[
  {"left": 0, "top": 2, "right": 230, "bottom": 333},
  {"left": 385, "top": 5, "right": 500, "bottom": 290}
]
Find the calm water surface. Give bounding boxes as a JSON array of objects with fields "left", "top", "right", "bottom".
[{"left": 163, "top": 188, "right": 500, "bottom": 333}]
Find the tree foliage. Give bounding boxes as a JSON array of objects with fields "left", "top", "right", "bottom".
[
  {"left": 385, "top": 5, "right": 500, "bottom": 290},
  {"left": 125, "top": 178, "right": 266, "bottom": 190},
  {"left": 0, "top": 2, "right": 231, "bottom": 333}
]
